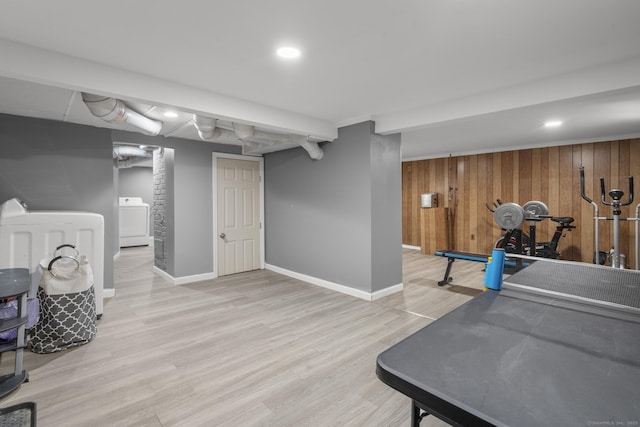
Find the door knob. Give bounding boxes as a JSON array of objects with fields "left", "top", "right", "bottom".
[{"left": 219, "top": 233, "right": 226, "bottom": 239}]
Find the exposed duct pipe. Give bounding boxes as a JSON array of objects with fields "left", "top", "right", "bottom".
[
  {"left": 250, "top": 130, "right": 294, "bottom": 144},
  {"left": 193, "top": 115, "right": 219, "bottom": 139},
  {"left": 113, "top": 145, "right": 151, "bottom": 158},
  {"left": 117, "top": 158, "right": 147, "bottom": 168},
  {"left": 82, "top": 93, "right": 162, "bottom": 136},
  {"left": 297, "top": 137, "right": 324, "bottom": 160},
  {"left": 247, "top": 132, "right": 324, "bottom": 159},
  {"left": 192, "top": 115, "right": 324, "bottom": 160},
  {"left": 113, "top": 145, "right": 152, "bottom": 168},
  {"left": 241, "top": 140, "right": 280, "bottom": 156},
  {"left": 192, "top": 115, "right": 244, "bottom": 145},
  {"left": 233, "top": 123, "right": 255, "bottom": 139}
]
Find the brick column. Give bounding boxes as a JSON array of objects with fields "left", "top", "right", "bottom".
[{"left": 153, "top": 148, "right": 167, "bottom": 271}]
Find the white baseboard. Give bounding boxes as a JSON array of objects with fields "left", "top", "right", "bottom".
[
  {"left": 103, "top": 288, "right": 116, "bottom": 298},
  {"left": 402, "top": 244, "right": 421, "bottom": 250},
  {"left": 370, "top": 283, "right": 404, "bottom": 300},
  {"left": 120, "top": 236, "right": 153, "bottom": 248},
  {"left": 152, "top": 266, "right": 217, "bottom": 285},
  {"left": 113, "top": 250, "right": 121, "bottom": 261},
  {"left": 265, "top": 264, "right": 403, "bottom": 302},
  {"left": 148, "top": 263, "right": 404, "bottom": 300}
]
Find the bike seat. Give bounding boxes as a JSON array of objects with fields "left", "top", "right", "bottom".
[{"left": 551, "top": 216, "right": 574, "bottom": 225}]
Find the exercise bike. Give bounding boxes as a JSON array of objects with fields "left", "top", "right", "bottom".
[{"left": 487, "top": 200, "right": 575, "bottom": 258}]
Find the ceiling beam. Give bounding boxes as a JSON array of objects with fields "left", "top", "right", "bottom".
[
  {"left": 375, "top": 56, "right": 640, "bottom": 135},
  {"left": 0, "top": 40, "right": 338, "bottom": 141}
]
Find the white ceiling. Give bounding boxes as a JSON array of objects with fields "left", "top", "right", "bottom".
[{"left": 1, "top": 0, "right": 640, "bottom": 159}]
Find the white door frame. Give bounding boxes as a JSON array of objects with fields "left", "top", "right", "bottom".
[{"left": 212, "top": 153, "right": 265, "bottom": 277}]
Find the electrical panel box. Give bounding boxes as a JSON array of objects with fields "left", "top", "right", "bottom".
[{"left": 421, "top": 192, "right": 438, "bottom": 208}]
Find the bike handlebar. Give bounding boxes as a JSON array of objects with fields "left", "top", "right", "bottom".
[{"left": 485, "top": 199, "right": 503, "bottom": 213}]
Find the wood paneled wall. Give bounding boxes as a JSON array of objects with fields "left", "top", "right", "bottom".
[{"left": 403, "top": 139, "right": 640, "bottom": 266}]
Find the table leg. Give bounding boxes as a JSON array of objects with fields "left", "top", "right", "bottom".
[{"left": 411, "top": 400, "right": 428, "bottom": 426}]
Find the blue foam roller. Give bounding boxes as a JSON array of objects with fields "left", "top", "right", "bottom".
[{"left": 483, "top": 248, "right": 506, "bottom": 291}]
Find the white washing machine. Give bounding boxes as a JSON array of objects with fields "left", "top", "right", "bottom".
[
  {"left": 119, "top": 197, "right": 151, "bottom": 247},
  {"left": 0, "top": 198, "right": 105, "bottom": 315}
]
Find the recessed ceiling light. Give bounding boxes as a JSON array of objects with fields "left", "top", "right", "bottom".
[
  {"left": 544, "top": 120, "right": 563, "bottom": 128},
  {"left": 163, "top": 111, "right": 178, "bottom": 118},
  {"left": 276, "top": 46, "right": 301, "bottom": 59}
]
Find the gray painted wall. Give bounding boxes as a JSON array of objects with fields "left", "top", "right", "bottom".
[
  {"left": 0, "top": 112, "right": 243, "bottom": 295},
  {"left": 113, "top": 162, "right": 119, "bottom": 259},
  {"left": 110, "top": 131, "right": 241, "bottom": 278},
  {"left": 0, "top": 113, "right": 115, "bottom": 289},
  {"left": 264, "top": 121, "right": 402, "bottom": 293},
  {"left": 118, "top": 166, "right": 153, "bottom": 205},
  {"left": 165, "top": 148, "right": 176, "bottom": 276},
  {"left": 1, "top": 112, "right": 401, "bottom": 297},
  {"left": 370, "top": 132, "right": 402, "bottom": 291}
]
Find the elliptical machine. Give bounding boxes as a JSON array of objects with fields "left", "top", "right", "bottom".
[{"left": 579, "top": 167, "right": 635, "bottom": 268}]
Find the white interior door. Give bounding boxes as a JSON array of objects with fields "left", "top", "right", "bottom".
[{"left": 216, "top": 157, "right": 261, "bottom": 276}]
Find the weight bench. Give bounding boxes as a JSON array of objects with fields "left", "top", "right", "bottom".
[{"left": 434, "top": 250, "right": 522, "bottom": 286}]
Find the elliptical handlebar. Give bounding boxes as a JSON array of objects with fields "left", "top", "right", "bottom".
[
  {"left": 600, "top": 176, "right": 608, "bottom": 205},
  {"left": 579, "top": 167, "right": 601, "bottom": 267},
  {"left": 599, "top": 175, "right": 634, "bottom": 206},
  {"left": 579, "top": 167, "right": 593, "bottom": 204}
]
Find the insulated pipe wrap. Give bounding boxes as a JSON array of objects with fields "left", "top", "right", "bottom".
[
  {"left": 298, "top": 138, "right": 324, "bottom": 160},
  {"left": 81, "top": 92, "right": 162, "bottom": 135},
  {"left": 82, "top": 93, "right": 127, "bottom": 122},
  {"left": 113, "top": 146, "right": 151, "bottom": 159},
  {"left": 193, "top": 115, "right": 218, "bottom": 139},
  {"left": 233, "top": 123, "right": 255, "bottom": 139}
]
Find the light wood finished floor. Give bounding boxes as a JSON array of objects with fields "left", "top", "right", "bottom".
[{"left": 0, "top": 247, "right": 486, "bottom": 426}]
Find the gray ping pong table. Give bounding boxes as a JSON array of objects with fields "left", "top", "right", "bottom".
[{"left": 376, "top": 259, "right": 640, "bottom": 427}]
